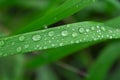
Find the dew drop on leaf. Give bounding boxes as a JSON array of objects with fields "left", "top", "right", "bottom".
[
  {"left": 101, "top": 27, "right": 106, "bottom": 31},
  {"left": 32, "top": 35, "right": 41, "bottom": 41},
  {"left": 79, "top": 28, "right": 84, "bottom": 33},
  {"left": 59, "top": 43, "right": 63, "bottom": 46},
  {"left": 24, "top": 44, "right": 29, "bottom": 48},
  {"left": 0, "top": 40, "right": 4, "bottom": 47},
  {"left": 61, "top": 31, "right": 68, "bottom": 36},
  {"left": 91, "top": 26, "right": 95, "bottom": 30},
  {"left": 48, "top": 31, "right": 54, "bottom": 37},
  {"left": 19, "top": 36, "right": 25, "bottom": 41},
  {"left": 72, "top": 32, "right": 78, "bottom": 37},
  {"left": 86, "top": 29, "right": 90, "bottom": 32},
  {"left": 16, "top": 47, "right": 22, "bottom": 52}
]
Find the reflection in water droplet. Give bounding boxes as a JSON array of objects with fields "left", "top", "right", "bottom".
[
  {"left": 86, "top": 29, "right": 90, "bottom": 32},
  {"left": 48, "top": 31, "right": 54, "bottom": 37},
  {"left": 0, "top": 40, "right": 4, "bottom": 46},
  {"left": 101, "top": 27, "right": 106, "bottom": 31},
  {"left": 97, "top": 26, "right": 100, "bottom": 28},
  {"left": 91, "top": 26, "right": 95, "bottom": 30},
  {"left": 16, "top": 47, "right": 22, "bottom": 52},
  {"left": 19, "top": 36, "right": 25, "bottom": 41},
  {"left": 72, "top": 32, "right": 78, "bottom": 37},
  {"left": 59, "top": 43, "right": 63, "bottom": 46},
  {"left": 32, "top": 35, "right": 41, "bottom": 41},
  {"left": 79, "top": 28, "right": 84, "bottom": 33},
  {"left": 67, "top": 25, "right": 70, "bottom": 28},
  {"left": 24, "top": 45, "right": 29, "bottom": 48},
  {"left": 61, "top": 31, "right": 68, "bottom": 36}
]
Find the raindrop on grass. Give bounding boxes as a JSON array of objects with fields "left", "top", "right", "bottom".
[
  {"left": 32, "top": 35, "right": 41, "bottom": 41},
  {"left": 79, "top": 28, "right": 84, "bottom": 33},
  {"left": 16, "top": 47, "right": 22, "bottom": 52},
  {"left": 86, "top": 29, "right": 90, "bottom": 32},
  {"left": 91, "top": 26, "right": 95, "bottom": 30},
  {"left": 101, "top": 27, "right": 106, "bottom": 31},
  {"left": 48, "top": 31, "right": 54, "bottom": 37},
  {"left": 59, "top": 43, "right": 63, "bottom": 46},
  {"left": 19, "top": 36, "right": 25, "bottom": 41},
  {"left": 24, "top": 44, "right": 29, "bottom": 48},
  {"left": 61, "top": 31, "right": 68, "bottom": 36},
  {"left": 72, "top": 32, "right": 78, "bottom": 37}
]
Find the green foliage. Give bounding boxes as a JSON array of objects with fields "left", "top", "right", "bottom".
[
  {"left": 0, "top": 22, "right": 120, "bottom": 57},
  {"left": 0, "top": 0, "right": 120, "bottom": 80}
]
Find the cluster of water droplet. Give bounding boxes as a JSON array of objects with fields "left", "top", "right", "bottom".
[{"left": 0, "top": 23, "right": 120, "bottom": 56}]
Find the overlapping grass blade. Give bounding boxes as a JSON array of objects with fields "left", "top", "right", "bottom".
[
  {"left": 85, "top": 16, "right": 120, "bottom": 80},
  {"left": 86, "top": 41, "right": 120, "bottom": 80},
  {"left": 27, "top": 42, "right": 97, "bottom": 68},
  {"left": 15, "top": 0, "right": 96, "bottom": 34}
]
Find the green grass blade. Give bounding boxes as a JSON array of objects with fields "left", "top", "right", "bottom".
[
  {"left": 85, "top": 16, "right": 120, "bottom": 80},
  {"left": 105, "top": 16, "right": 120, "bottom": 29},
  {"left": 0, "top": 21, "right": 120, "bottom": 57},
  {"left": 86, "top": 41, "right": 120, "bottom": 80},
  {"left": 27, "top": 16, "right": 120, "bottom": 68},
  {"left": 27, "top": 42, "right": 97, "bottom": 68},
  {"left": 108, "top": 63, "right": 120, "bottom": 80},
  {"left": 36, "top": 65, "right": 59, "bottom": 80},
  {"left": 14, "top": 0, "right": 96, "bottom": 34}
]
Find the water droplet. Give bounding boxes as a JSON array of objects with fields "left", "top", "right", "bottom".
[
  {"left": 110, "top": 36, "right": 113, "bottom": 39},
  {"left": 44, "top": 25, "right": 48, "bottom": 29},
  {"left": 19, "top": 36, "right": 25, "bottom": 41},
  {"left": 101, "top": 27, "right": 106, "bottom": 31},
  {"left": 61, "top": 31, "right": 68, "bottom": 36},
  {"left": 79, "top": 28, "right": 84, "bottom": 33},
  {"left": 43, "top": 46, "right": 47, "bottom": 49},
  {"left": 52, "top": 44, "right": 55, "bottom": 47},
  {"left": 16, "top": 47, "right": 22, "bottom": 52},
  {"left": 48, "top": 31, "right": 54, "bottom": 37},
  {"left": 24, "top": 44, "right": 29, "bottom": 48},
  {"left": 75, "top": 40, "right": 79, "bottom": 43},
  {"left": 0, "top": 40, "right": 4, "bottom": 46},
  {"left": 97, "top": 26, "right": 100, "bottom": 28},
  {"left": 32, "top": 35, "right": 41, "bottom": 41},
  {"left": 59, "top": 43, "right": 63, "bottom": 46},
  {"left": 72, "top": 32, "right": 78, "bottom": 37},
  {"left": 86, "top": 29, "right": 90, "bottom": 32},
  {"left": 91, "top": 26, "right": 95, "bottom": 30},
  {"left": 67, "top": 25, "right": 70, "bottom": 28},
  {"left": 70, "top": 41, "right": 74, "bottom": 44}
]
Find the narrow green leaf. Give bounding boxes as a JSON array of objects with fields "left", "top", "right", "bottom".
[
  {"left": 36, "top": 65, "right": 59, "bottom": 80},
  {"left": 27, "top": 16, "right": 120, "bottom": 68},
  {"left": 85, "top": 16, "right": 120, "bottom": 80},
  {"left": 27, "top": 42, "right": 97, "bottom": 68},
  {"left": 0, "top": 21, "right": 120, "bottom": 57},
  {"left": 14, "top": 0, "right": 96, "bottom": 34},
  {"left": 109, "top": 63, "right": 120, "bottom": 80},
  {"left": 86, "top": 41, "right": 120, "bottom": 80}
]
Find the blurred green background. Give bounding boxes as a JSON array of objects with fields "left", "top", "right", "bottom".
[{"left": 0, "top": 0, "right": 120, "bottom": 80}]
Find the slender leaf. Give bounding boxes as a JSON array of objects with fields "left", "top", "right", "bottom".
[
  {"left": 14, "top": 0, "right": 96, "bottom": 34},
  {"left": 86, "top": 41, "right": 120, "bottom": 80},
  {"left": 27, "top": 16, "right": 120, "bottom": 68},
  {"left": 36, "top": 65, "right": 59, "bottom": 80},
  {"left": 0, "top": 21, "right": 120, "bottom": 57},
  {"left": 27, "top": 42, "right": 97, "bottom": 68}
]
